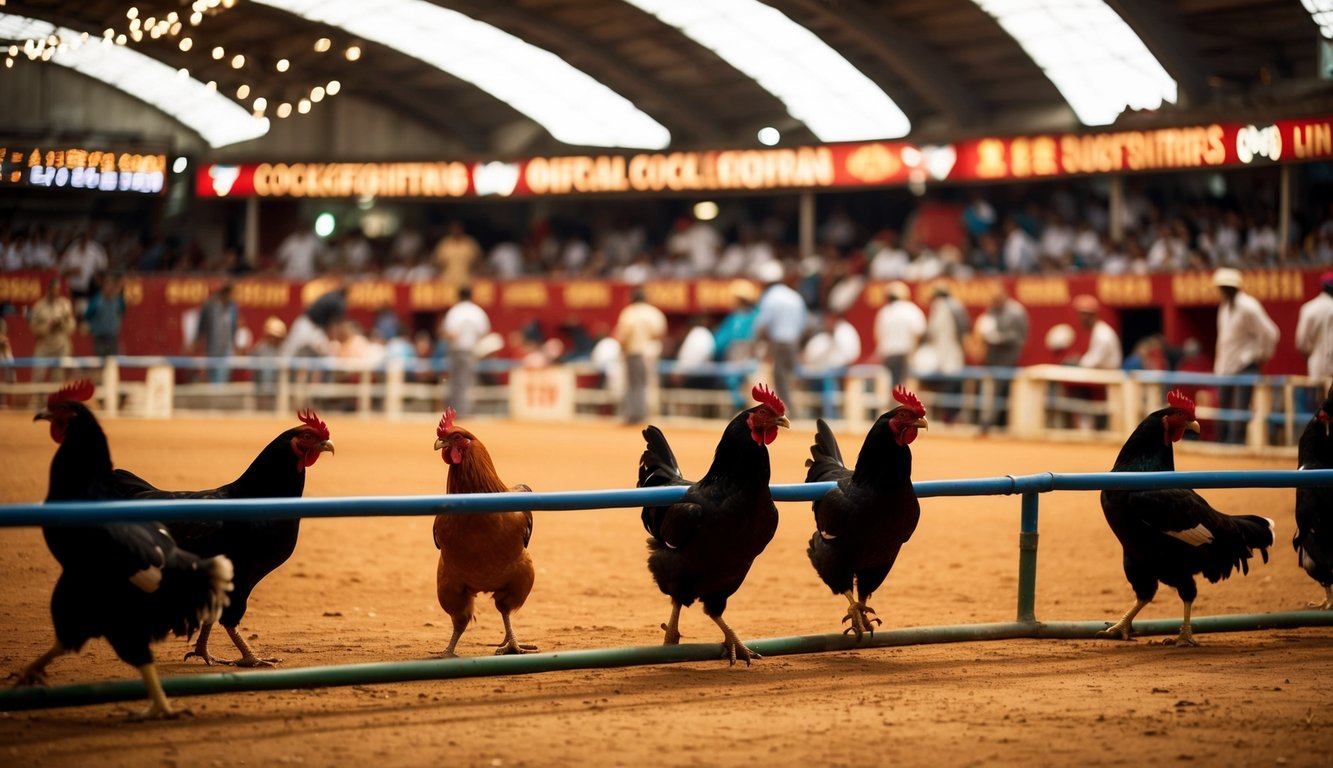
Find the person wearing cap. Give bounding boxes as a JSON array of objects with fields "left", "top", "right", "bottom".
[
  {"left": 614, "top": 287, "right": 668, "bottom": 423},
  {"left": 194, "top": 281, "right": 239, "bottom": 383},
  {"left": 250, "top": 315, "right": 288, "bottom": 406},
  {"left": 441, "top": 285, "right": 492, "bottom": 418},
  {"left": 1073, "top": 295, "right": 1122, "bottom": 370},
  {"left": 873, "top": 281, "right": 926, "bottom": 389},
  {"left": 1213, "top": 268, "right": 1279, "bottom": 444},
  {"left": 1295, "top": 271, "right": 1333, "bottom": 396},
  {"left": 714, "top": 279, "right": 760, "bottom": 362},
  {"left": 752, "top": 260, "right": 808, "bottom": 407},
  {"left": 28, "top": 276, "right": 75, "bottom": 385}
]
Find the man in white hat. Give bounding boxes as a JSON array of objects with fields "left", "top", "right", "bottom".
[
  {"left": 873, "top": 281, "right": 926, "bottom": 389},
  {"left": 1073, "top": 295, "right": 1122, "bottom": 370},
  {"left": 1213, "top": 268, "right": 1279, "bottom": 444}
]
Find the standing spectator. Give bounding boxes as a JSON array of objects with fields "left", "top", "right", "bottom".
[
  {"left": 802, "top": 313, "right": 862, "bottom": 374},
  {"left": 866, "top": 229, "right": 910, "bottom": 280},
  {"left": 1213, "top": 268, "right": 1280, "bottom": 444},
  {"left": 441, "top": 285, "right": 491, "bottom": 417},
  {"left": 280, "top": 280, "right": 347, "bottom": 359},
  {"left": 873, "top": 281, "right": 926, "bottom": 388},
  {"left": 250, "top": 316, "right": 287, "bottom": 405},
  {"left": 1073, "top": 295, "right": 1122, "bottom": 370},
  {"left": 434, "top": 220, "right": 482, "bottom": 286},
  {"left": 194, "top": 281, "right": 239, "bottom": 383},
  {"left": 917, "top": 282, "right": 970, "bottom": 422},
  {"left": 28, "top": 277, "right": 75, "bottom": 383},
  {"left": 1001, "top": 217, "right": 1038, "bottom": 274},
  {"left": 714, "top": 280, "right": 760, "bottom": 362},
  {"left": 276, "top": 224, "right": 327, "bottom": 281},
  {"left": 85, "top": 274, "right": 126, "bottom": 358},
  {"left": 613, "top": 288, "right": 667, "bottom": 424},
  {"left": 60, "top": 230, "right": 108, "bottom": 308},
  {"left": 752, "top": 261, "right": 807, "bottom": 407},
  {"left": 0, "top": 317, "right": 13, "bottom": 405},
  {"left": 1295, "top": 272, "right": 1333, "bottom": 406},
  {"left": 978, "top": 286, "right": 1029, "bottom": 433},
  {"left": 666, "top": 216, "right": 721, "bottom": 277},
  {"left": 672, "top": 315, "right": 718, "bottom": 391}
]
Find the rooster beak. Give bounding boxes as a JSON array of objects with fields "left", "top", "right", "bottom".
[
  {"left": 776, "top": 415, "right": 791, "bottom": 429},
  {"left": 1187, "top": 420, "right": 1201, "bottom": 434},
  {"left": 33, "top": 411, "right": 51, "bottom": 422},
  {"left": 434, "top": 437, "right": 446, "bottom": 451},
  {"left": 319, "top": 440, "right": 335, "bottom": 455},
  {"left": 915, "top": 417, "right": 929, "bottom": 430}
]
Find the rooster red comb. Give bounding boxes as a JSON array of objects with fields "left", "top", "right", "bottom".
[
  {"left": 893, "top": 386, "right": 926, "bottom": 418},
  {"left": 47, "top": 379, "right": 94, "bottom": 409},
  {"left": 297, "top": 409, "right": 330, "bottom": 440},
  {"left": 752, "top": 383, "right": 785, "bottom": 417},
  {"left": 437, "top": 407, "right": 458, "bottom": 438},
  {"left": 1167, "top": 389, "right": 1196, "bottom": 419}
]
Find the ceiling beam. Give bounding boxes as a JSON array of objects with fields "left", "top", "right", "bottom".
[
  {"left": 765, "top": 0, "right": 983, "bottom": 129},
  {"left": 1104, "top": 0, "right": 1210, "bottom": 107}
]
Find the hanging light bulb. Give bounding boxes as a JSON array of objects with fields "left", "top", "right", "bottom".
[
  {"left": 276, "top": 102, "right": 292, "bottom": 118},
  {"left": 344, "top": 44, "right": 361, "bottom": 61},
  {"left": 276, "top": 58, "right": 289, "bottom": 72},
  {"left": 326, "top": 79, "right": 341, "bottom": 95},
  {"left": 297, "top": 98, "right": 311, "bottom": 114},
  {"left": 237, "top": 83, "right": 250, "bottom": 99}
]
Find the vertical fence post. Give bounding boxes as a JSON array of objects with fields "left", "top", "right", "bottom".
[{"left": 1016, "top": 491, "right": 1040, "bottom": 624}]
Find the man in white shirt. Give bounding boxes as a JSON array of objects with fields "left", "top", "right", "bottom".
[
  {"left": 59, "top": 231, "right": 108, "bottom": 304},
  {"left": 276, "top": 226, "right": 326, "bottom": 282},
  {"left": 752, "top": 261, "right": 808, "bottom": 406},
  {"left": 441, "top": 285, "right": 492, "bottom": 417},
  {"left": 873, "top": 281, "right": 926, "bottom": 388},
  {"left": 1213, "top": 268, "right": 1279, "bottom": 444},
  {"left": 1074, "top": 295, "right": 1122, "bottom": 370},
  {"left": 1296, "top": 272, "right": 1333, "bottom": 410},
  {"left": 802, "top": 314, "right": 862, "bottom": 373},
  {"left": 614, "top": 288, "right": 668, "bottom": 423}
]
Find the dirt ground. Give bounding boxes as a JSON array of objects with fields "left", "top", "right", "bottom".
[{"left": 0, "top": 411, "right": 1330, "bottom": 768}]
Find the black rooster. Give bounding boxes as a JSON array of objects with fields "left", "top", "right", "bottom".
[
  {"left": 16, "top": 381, "right": 232, "bottom": 718},
  {"left": 1098, "top": 389, "right": 1273, "bottom": 646},
  {"left": 1295, "top": 384, "right": 1333, "bottom": 610},
  {"left": 107, "top": 410, "right": 333, "bottom": 666},
  {"left": 806, "top": 386, "right": 927, "bottom": 639},
  {"left": 638, "top": 383, "right": 789, "bottom": 665}
]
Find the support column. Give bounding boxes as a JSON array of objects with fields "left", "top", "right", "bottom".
[
  {"left": 244, "top": 197, "right": 260, "bottom": 270},
  {"left": 1278, "top": 164, "right": 1292, "bottom": 258},
  {"left": 799, "top": 190, "right": 815, "bottom": 258},
  {"left": 1108, "top": 176, "right": 1125, "bottom": 243},
  {"left": 1017, "top": 492, "right": 1040, "bottom": 624}
]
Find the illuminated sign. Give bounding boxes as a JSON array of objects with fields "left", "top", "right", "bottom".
[
  {"left": 1, "top": 146, "right": 167, "bottom": 194},
  {"left": 193, "top": 115, "right": 1333, "bottom": 199}
]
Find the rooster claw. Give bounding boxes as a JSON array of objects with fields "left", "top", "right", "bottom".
[
  {"left": 8, "top": 670, "right": 47, "bottom": 688},
  {"left": 660, "top": 622, "right": 682, "bottom": 645},
  {"left": 130, "top": 704, "right": 192, "bottom": 721},
  {"left": 182, "top": 650, "right": 217, "bottom": 666},
  {"left": 720, "top": 642, "right": 761, "bottom": 667},
  {"left": 494, "top": 639, "right": 537, "bottom": 656},
  {"left": 225, "top": 657, "right": 279, "bottom": 668}
]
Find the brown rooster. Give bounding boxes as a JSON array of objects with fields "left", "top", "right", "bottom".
[{"left": 432, "top": 408, "right": 536, "bottom": 657}]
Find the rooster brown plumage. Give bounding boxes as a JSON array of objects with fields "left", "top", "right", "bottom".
[{"left": 432, "top": 408, "right": 536, "bottom": 657}]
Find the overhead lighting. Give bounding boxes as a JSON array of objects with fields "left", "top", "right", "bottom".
[
  {"left": 276, "top": 57, "right": 289, "bottom": 72},
  {"left": 252, "top": 0, "right": 670, "bottom": 148},
  {"left": 236, "top": 83, "right": 250, "bottom": 99},
  {"left": 757, "top": 126, "right": 780, "bottom": 146},
  {"left": 314, "top": 36, "right": 331, "bottom": 52},
  {"left": 693, "top": 201, "right": 719, "bottom": 221},
  {"left": 310, "top": 84, "right": 325, "bottom": 101},
  {"left": 344, "top": 44, "right": 360, "bottom": 61},
  {"left": 297, "top": 98, "right": 311, "bottom": 113},
  {"left": 211, "top": 45, "right": 224, "bottom": 59},
  {"left": 178, "top": 37, "right": 192, "bottom": 51},
  {"left": 1303, "top": 0, "right": 1333, "bottom": 38},
  {"left": 230, "top": 53, "right": 244, "bottom": 68},
  {"left": 0, "top": 13, "right": 268, "bottom": 147},
  {"left": 972, "top": 0, "right": 1177, "bottom": 126},
  {"left": 326, "top": 79, "right": 340, "bottom": 95},
  {"left": 172, "top": 156, "right": 188, "bottom": 174},
  {"left": 624, "top": 0, "right": 909, "bottom": 141},
  {"left": 276, "top": 101, "right": 292, "bottom": 118}
]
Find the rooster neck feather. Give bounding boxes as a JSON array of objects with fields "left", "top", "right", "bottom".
[
  {"left": 446, "top": 437, "right": 510, "bottom": 495},
  {"left": 852, "top": 416, "right": 913, "bottom": 487},
  {"left": 1113, "top": 408, "right": 1177, "bottom": 472},
  {"left": 700, "top": 409, "right": 771, "bottom": 487},
  {"left": 229, "top": 429, "right": 309, "bottom": 496},
  {"left": 47, "top": 403, "right": 113, "bottom": 501}
]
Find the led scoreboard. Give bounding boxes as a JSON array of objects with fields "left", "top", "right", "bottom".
[{"left": 0, "top": 145, "right": 168, "bottom": 194}]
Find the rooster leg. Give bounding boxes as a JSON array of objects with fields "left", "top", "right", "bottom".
[
  {"left": 12, "top": 642, "right": 66, "bottom": 686},
  {"left": 708, "top": 614, "right": 761, "bottom": 667},
  {"left": 1096, "top": 598, "right": 1149, "bottom": 640},
  {"left": 131, "top": 663, "right": 188, "bottom": 720},
  {"left": 840, "top": 591, "right": 868, "bottom": 641},
  {"left": 1308, "top": 585, "right": 1333, "bottom": 610},
  {"left": 1162, "top": 600, "right": 1199, "bottom": 647},
  {"left": 438, "top": 617, "right": 467, "bottom": 659},
  {"left": 219, "top": 626, "right": 280, "bottom": 667},
  {"left": 494, "top": 613, "right": 537, "bottom": 656},
  {"left": 182, "top": 623, "right": 221, "bottom": 666},
  {"left": 660, "top": 601, "right": 683, "bottom": 645}
]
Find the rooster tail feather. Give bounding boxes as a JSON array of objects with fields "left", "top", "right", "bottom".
[
  {"left": 156, "top": 553, "right": 233, "bottom": 640},
  {"left": 804, "top": 418, "right": 846, "bottom": 483},
  {"left": 639, "top": 425, "right": 684, "bottom": 488},
  {"left": 1237, "top": 515, "right": 1276, "bottom": 560}
]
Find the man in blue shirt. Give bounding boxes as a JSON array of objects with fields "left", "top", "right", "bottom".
[{"left": 752, "top": 261, "right": 807, "bottom": 407}]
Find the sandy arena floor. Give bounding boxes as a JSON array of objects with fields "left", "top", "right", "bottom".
[{"left": 0, "top": 411, "right": 1330, "bottom": 767}]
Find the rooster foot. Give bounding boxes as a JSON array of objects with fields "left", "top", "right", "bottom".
[
  {"left": 840, "top": 609, "right": 872, "bottom": 641},
  {"left": 494, "top": 639, "right": 537, "bottom": 656},
  {"left": 222, "top": 655, "right": 280, "bottom": 668},
  {"left": 433, "top": 650, "right": 460, "bottom": 660},
  {"left": 129, "top": 703, "right": 192, "bottom": 721},
  {"left": 8, "top": 669, "right": 48, "bottom": 687},
  {"left": 182, "top": 650, "right": 222, "bottom": 666},
  {"left": 1159, "top": 632, "right": 1199, "bottom": 648},
  {"left": 1095, "top": 623, "right": 1135, "bottom": 641},
  {"left": 1306, "top": 598, "right": 1333, "bottom": 611},
  {"left": 660, "top": 622, "right": 682, "bottom": 645},
  {"left": 720, "top": 639, "right": 761, "bottom": 667}
]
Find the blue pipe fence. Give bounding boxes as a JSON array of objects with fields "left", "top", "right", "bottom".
[{"left": 2, "top": 469, "right": 1333, "bottom": 712}]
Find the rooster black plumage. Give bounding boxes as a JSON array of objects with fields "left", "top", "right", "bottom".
[
  {"left": 1098, "top": 389, "right": 1274, "bottom": 646},
  {"left": 1295, "top": 383, "right": 1333, "bottom": 610},
  {"left": 106, "top": 410, "right": 333, "bottom": 666},
  {"left": 638, "top": 383, "right": 789, "bottom": 665},
  {"left": 806, "top": 386, "right": 927, "bottom": 640},
  {"left": 16, "top": 381, "right": 232, "bottom": 718}
]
